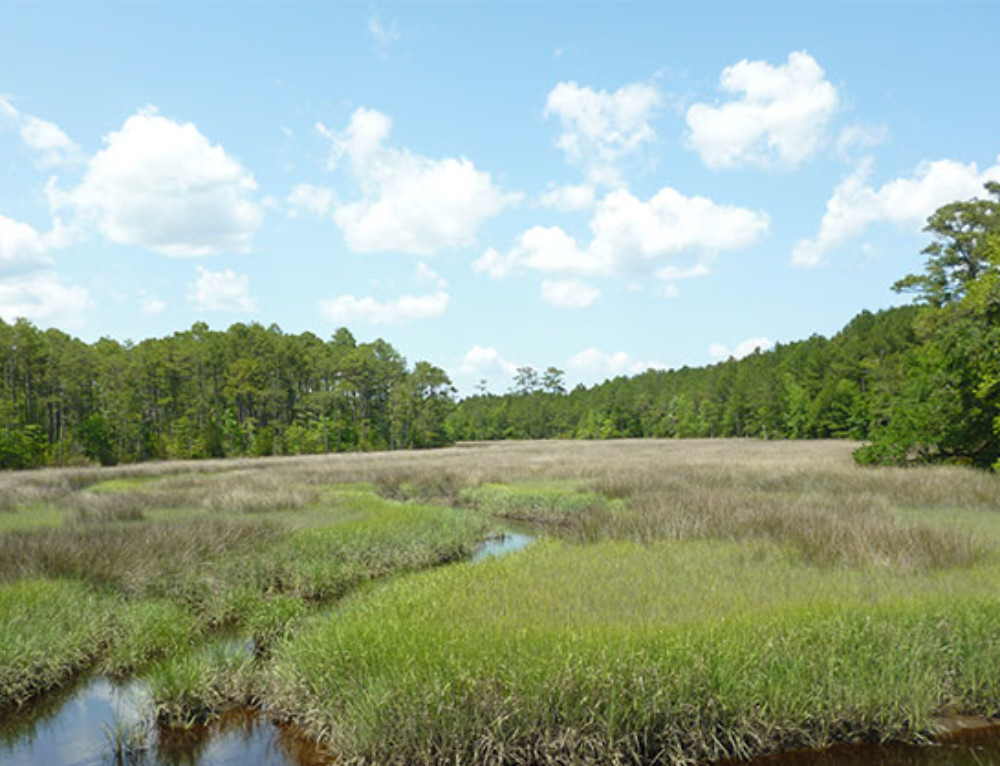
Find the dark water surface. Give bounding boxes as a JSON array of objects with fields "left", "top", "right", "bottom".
[
  {"left": 745, "top": 738, "right": 1000, "bottom": 765},
  {"left": 0, "top": 675, "right": 327, "bottom": 766}
]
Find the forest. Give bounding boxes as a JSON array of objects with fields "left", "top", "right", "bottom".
[
  {"left": 0, "top": 322, "right": 456, "bottom": 468},
  {"left": 0, "top": 183, "right": 997, "bottom": 470}
]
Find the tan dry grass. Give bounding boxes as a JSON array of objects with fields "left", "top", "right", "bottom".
[{"left": 1, "top": 440, "right": 996, "bottom": 569}]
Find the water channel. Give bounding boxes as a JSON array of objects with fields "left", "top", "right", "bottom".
[
  {"left": 0, "top": 533, "right": 537, "bottom": 766},
  {"left": 6, "top": 529, "right": 1000, "bottom": 766}
]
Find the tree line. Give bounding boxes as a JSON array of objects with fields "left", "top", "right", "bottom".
[
  {"left": 0, "top": 183, "right": 996, "bottom": 470},
  {"left": 0, "top": 322, "right": 455, "bottom": 468},
  {"left": 447, "top": 305, "right": 921, "bottom": 445}
]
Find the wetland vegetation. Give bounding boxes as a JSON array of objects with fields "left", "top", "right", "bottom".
[{"left": 2, "top": 440, "right": 1000, "bottom": 764}]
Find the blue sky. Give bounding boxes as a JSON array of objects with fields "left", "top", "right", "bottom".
[{"left": 1, "top": 1, "right": 998, "bottom": 393}]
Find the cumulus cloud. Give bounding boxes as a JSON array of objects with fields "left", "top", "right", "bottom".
[
  {"left": 541, "top": 278, "right": 600, "bottom": 308},
  {"left": 319, "top": 291, "right": 449, "bottom": 325},
  {"left": 0, "top": 271, "right": 90, "bottom": 327},
  {"left": 0, "top": 213, "right": 55, "bottom": 274},
  {"left": 709, "top": 337, "right": 774, "bottom": 361},
  {"left": 0, "top": 95, "right": 83, "bottom": 167},
  {"left": 53, "top": 107, "right": 262, "bottom": 256},
  {"left": 457, "top": 345, "right": 518, "bottom": 378},
  {"left": 685, "top": 51, "right": 839, "bottom": 170},
  {"left": 540, "top": 183, "right": 596, "bottom": 212},
  {"left": 792, "top": 155, "right": 1000, "bottom": 267},
  {"left": 568, "top": 348, "right": 667, "bottom": 378},
  {"left": 0, "top": 209, "right": 88, "bottom": 326},
  {"left": 545, "top": 81, "right": 661, "bottom": 186},
  {"left": 286, "top": 183, "right": 336, "bottom": 218},
  {"left": 476, "top": 186, "right": 768, "bottom": 282},
  {"left": 317, "top": 107, "right": 519, "bottom": 255},
  {"left": 190, "top": 266, "right": 258, "bottom": 312}
]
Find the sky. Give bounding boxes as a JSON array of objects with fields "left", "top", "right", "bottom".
[{"left": 1, "top": 1, "right": 998, "bottom": 394}]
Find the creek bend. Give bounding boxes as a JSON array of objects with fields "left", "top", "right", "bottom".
[
  {"left": 0, "top": 530, "right": 537, "bottom": 766},
  {"left": 10, "top": 531, "right": 999, "bottom": 766}
]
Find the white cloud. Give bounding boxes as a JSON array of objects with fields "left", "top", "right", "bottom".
[
  {"left": 540, "top": 183, "right": 596, "bottom": 212},
  {"left": 140, "top": 296, "right": 167, "bottom": 315},
  {"left": 545, "top": 81, "right": 661, "bottom": 186},
  {"left": 317, "top": 107, "right": 519, "bottom": 255},
  {"left": 457, "top": 345, "right": 517, "bottom": 378},
  {"left": 477, "top": 186, "right": 768, "bottom": 281},
  {"left": 686, "top": 51, "right": 839, "bottom": 170},
  {"left": 190, "top": 266, "right": 258, "bottom": 312},
  {"left": 541, "top": 278, "right": 600, "bottom": 308},
  {"left": 792, "top": 155, "right": 1000, "bottom": 267},
  {"left": 54, "top": 107, "right": 262, "bottom": 257},
  {"left": 286, "top": 183, "right": 336, "bottom": 218},
  {"left": 709, "top": 337, "right": 774, "bottom": 360},
  {"left": 568, "top": 348, "right": 667, "bottom": 378},
  {"left": 319, "top": 290, "right": 449, "bottom": 325},
  {"left": 0, "top": 271, "right": 90, "bottom": 327},
  {"left": 0, "top": 95, "right": 82, "bottom": 167},
  {"left": 0, "top": 213, "right": 55, "bottom": 273},
  {"left": 368, "top": 12, "right": 401, "bottom": 57}
]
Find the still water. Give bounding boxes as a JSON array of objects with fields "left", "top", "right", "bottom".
[
  {"left": 0, "top": 675, "right": 327, "bottom": 766},
  {"left": 470, "top": 531, "right": 536, "bottom": 562}
]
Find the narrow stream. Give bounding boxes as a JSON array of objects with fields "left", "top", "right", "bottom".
[
  {"left": 0, "top": 532, "right": 537, "bottom": 766},
  {"left": 470, "top": 531, "right": 536, "bottom": 562},
  {"left": 24, "top": 533, "right": 1000, "bottom": 766}
]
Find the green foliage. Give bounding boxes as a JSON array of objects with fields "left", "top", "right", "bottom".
[
  {"left": 893, "top": 181, "right": 1000, "bottom": 307},
  {"left": 862, "top": 183, "right": 1000, "bottom": 468},
  {"left": 449, "top": 306, "right": 921, "bottom": 446},
  {"left": 0, "top": 425, "right": 47, "bottom": 469},
  {"left": 77, "top": 413, "right": 117, "bottom": 466},
  {"left": 0, "top": 321, "right": 457, "bottom": 469},
  {"left": 0, "top": 465, "right": 489, "bottom": 718}
]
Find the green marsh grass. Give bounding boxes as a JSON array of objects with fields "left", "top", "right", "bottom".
[
  {"left": 0, "top": 579, "right": 115, "bottom": 708},
  {"left": 0, "top": 451, "right": 490, "bottom": 721},
  {"left": 147, "top": 641, "right": 257, "bottom": 727},
  {"left": 102, "top": 600, "right": 203, "bottom": 677},
  {"left": 4, "top": 439, "right": 1000, "bottom": 761},
  {"left": 269, "top": 539, "right": 1000, "bottom": 764}
]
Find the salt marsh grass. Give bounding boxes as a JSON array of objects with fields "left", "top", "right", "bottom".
[
  {"left": 269, "top": 540, "right": 1000, "bottom": 764},
  {"left": 0, "top": 450, "right": 490, "bottom": 722},
  {"left": 0, "top": 579, "right": 115, "bottom": 707},
  {"left": 3, "top": 439, "right": 1000, "bottom": 763}
]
